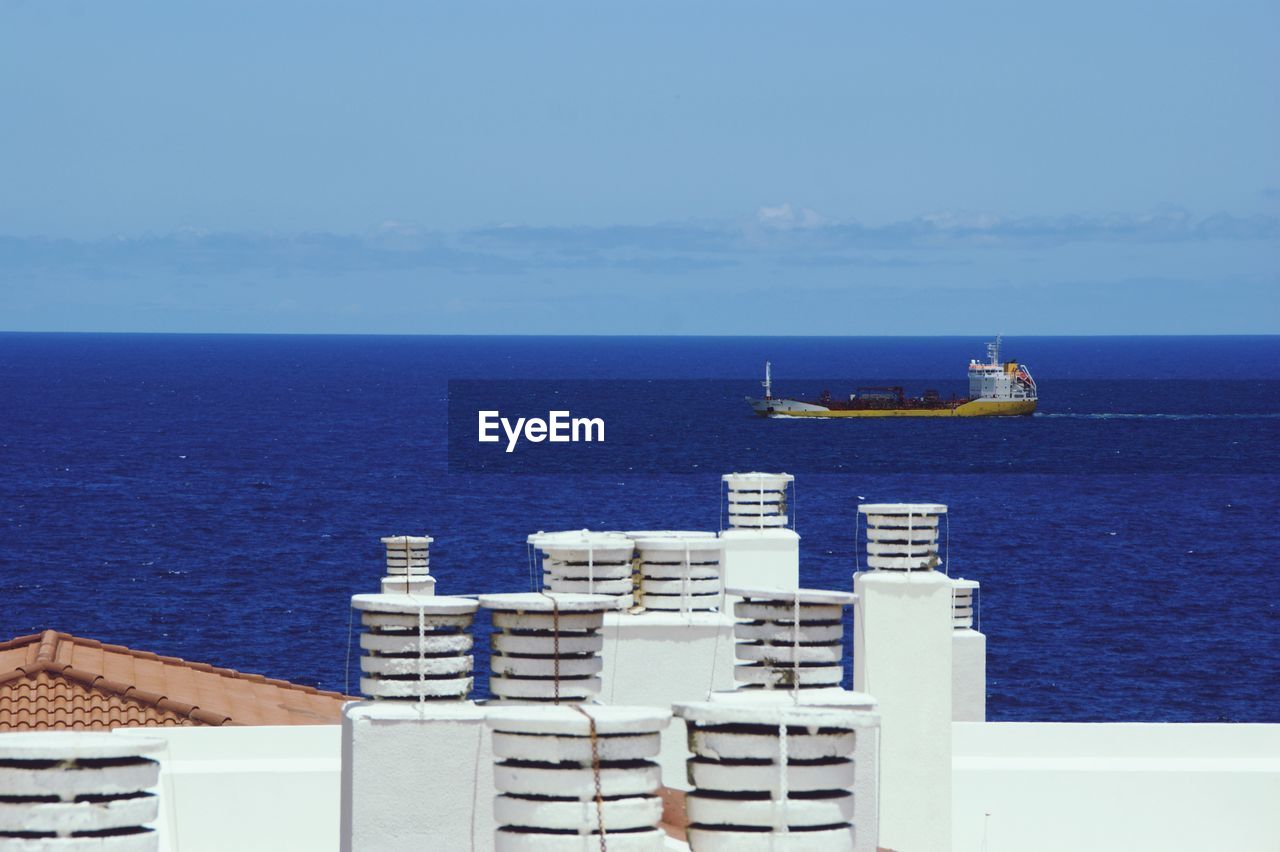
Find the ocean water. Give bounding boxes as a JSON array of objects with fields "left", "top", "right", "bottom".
[{"left": 1, "top": 333, "right": 1277, "bottom": 722}]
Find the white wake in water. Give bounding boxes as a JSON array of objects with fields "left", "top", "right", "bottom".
[{"left": 1036, "top": 412, "right": 1280, "bottom": 420}]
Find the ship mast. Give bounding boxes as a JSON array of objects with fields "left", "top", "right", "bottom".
[
  {"left": 987, "top": 335, "right": 1002, "bottom": 366},
  {"left": 763, "top": 361, "right": 772, "bottom": 400}
]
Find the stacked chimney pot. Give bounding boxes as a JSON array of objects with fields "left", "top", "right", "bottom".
[
  {"left": 674, "top": 702, "right": 865, "bottom": 851},
  {"left": 530, "top": 530, "right": 637, "bottom": 608},
  {"left": 858, "top": 503, "right": 947, "bottom": 572},
  {"left": 952, "top": 578, "right": 978, "bottom": 629},
  {"left": 486, "top": 706, "right": 671, "bottom": 851},
  {"left": 352, "top": 593, "right": 478, "bottom": 700},
  {"left": 722, "top": 472, "right": 794, "bottom": 529},
  {"left": 479, "top": 592, "right": 618, "bottom": 704},
  {"left": 379, "top": 534, "right": 435, "bottom": 595},
  {"left": 729, "top": 587, "right": 855, "bottom": 690},
  {"left": 0, "top": 733, "right": 164, "bottom": 850},
  {"left": 632, "top": 535, "right": 723, "bottom": 612}
]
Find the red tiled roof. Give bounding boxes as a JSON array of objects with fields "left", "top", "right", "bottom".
[{"left": 0, "top": 630, "right": 353, "bottom": 730}]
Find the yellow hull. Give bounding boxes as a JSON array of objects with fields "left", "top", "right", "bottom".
[{"left": 773, "top": 399, "right": 1037, "bottom": 418}]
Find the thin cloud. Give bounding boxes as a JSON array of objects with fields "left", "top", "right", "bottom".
[
  {"left": 755, "top": 202, "right": 827, "bottom": 230},
  {"left": 0, "top": 207, "right": 1274, "bottom": 279}
]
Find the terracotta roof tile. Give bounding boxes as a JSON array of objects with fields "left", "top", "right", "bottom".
[
  {"left": 36, "top": 630, "right": 59, "bottom": 663},
  {"left": 71, "top": 642, "right": 105, "bottom": 675},
  {"left": 160, "top": 664, "right": 197, "bottom": 699},
  {"left": 101, "top": 652, "right": 135, "bottom": 687},
  {"left": 53, "top": 637, "right": 75, "bottom": 666},
  {"left": 155, "top": 697, "right": 196, "bottom": 717},
  {"left": 131, "top": 658, "right": 168, "bottom": 696},
  {"left": 0, "top": 631, "right": 352, "bottom": 730},
  {"left": 193, "top": 679, "right": 228, "bottom": 711}
]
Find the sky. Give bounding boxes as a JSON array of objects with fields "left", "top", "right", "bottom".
[{"left": 1, "top": 1, "right": 1277, "bottom": 334}]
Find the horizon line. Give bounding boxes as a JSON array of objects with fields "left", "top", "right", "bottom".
[{"left": 2, "top": 330, "right": 1277, "bottom": 339}]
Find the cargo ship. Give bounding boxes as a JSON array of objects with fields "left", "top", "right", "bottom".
[{"left": 747, "top": 337, "right": 1037, "bottom": 417}]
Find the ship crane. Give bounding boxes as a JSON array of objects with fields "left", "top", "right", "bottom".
[{"left": 762, "top": 361, "right": 772, "bottom": 400}]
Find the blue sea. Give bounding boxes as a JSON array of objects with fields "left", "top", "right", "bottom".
[{"left": 2, "top": 334, "right": 1277, "bottom": 723}]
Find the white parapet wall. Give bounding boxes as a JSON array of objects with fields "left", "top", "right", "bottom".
[
  {"left": 98, "top": 720, "right": 1280, "bottom": 851},
  {"left": 110, "top": 725, "right": 341, "bottom": 852},
  {"left": 953, "top": 722, "right": 1280, "bottom": 852}
]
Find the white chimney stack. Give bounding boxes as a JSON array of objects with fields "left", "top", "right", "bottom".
[
  {"left": 951, "top": 577, "right": 986, "bottom": 721},
  {"left": 722, "top": 471, "right": 793, "bottom": 529},
  {"left": 529, "top": 530, "right": 637, "bottom": 607},
  {"left": 633, "top": 535, "right": 723, "bottom": 612},
  {"left": 350, "top": 593, "right": 478, "bottom": 700},
  {"left": 854, "top": 502, "right": 953, "bottom": 852},
  {"left": 0, "top": 733, "right": 164, "bottom": 849},
  {"left": 728, "top": 586, "right": 854, "bottom": 691},
  {"left": 674, "top": 701, "right": 872, "bottom": 851},
  {"left": 486, "top": 706, "right": 671, "bottom": 850},
  {"left": 711, "top": 583, "right": 882, "bottom": 851},
  {"left": 479, "top": 592, "right": 619, "bottom": 705},
  {"left": 379, "top": 535, "right": 435, "bottom": 595},
  {"left": 342, "top": 585, "right": 489, "bottom": 852},
  {"left": 594, "top": 532, "right": 737, "bottom": 792},
  {"left": 719, "top": 472, "right": 800, "bottom": 591}
]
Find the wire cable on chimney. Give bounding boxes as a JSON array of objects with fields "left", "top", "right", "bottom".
[
  {"left": 718, "top": 479, "right": 725, "bottom": 534},
  {"left": 570, "top": 704, "right": 608, "bottom": 851},
  {"left": 945, "top": 512, "right": 951, "bottom": 577},
  {"left": 853, "top": 506, "right": 867, "bottom": 694},
  {"left": 416, "top": 603, "right": 426, "bottom": 718},
  {"left": 527, "top": 540, "right": 537, "bottom": 593},
  {"left": 344, "top": 604, "right": 355, "bottom": 697},
  {"left": 776, "top": 714, "right": 791, "bottom": 838},
  {"left": 679, "top": 540, "right": 691, "bottom": 617},
  {"left": 791, "top": 590, "right": 801, "bottom": 703},
  {"left": 608, "top": 612, "right": 623, "bottom": 704},
  {"left": 403, "top": 537, "right": 412, "bottom": 594},
  {"left": 537, "top": 590, "right": 562, "bottom": 704},
  {"left": 790, "top": 477, "right": 797, "bottom": 532}
]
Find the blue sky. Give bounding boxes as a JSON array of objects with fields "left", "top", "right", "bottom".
[{"left": 1, "top": 1, "right": 1277, "bottom": 333}]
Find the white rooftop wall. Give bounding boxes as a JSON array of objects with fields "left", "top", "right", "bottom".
[
  {"left": 101, "top": 722, "right": 1280, "bottom": 850},
  {"left": 110, "top": 726, "right": 340, "bottom": 852},
  {"left": 953, "top": 722, "right": 1280, "bottom": 852}
]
